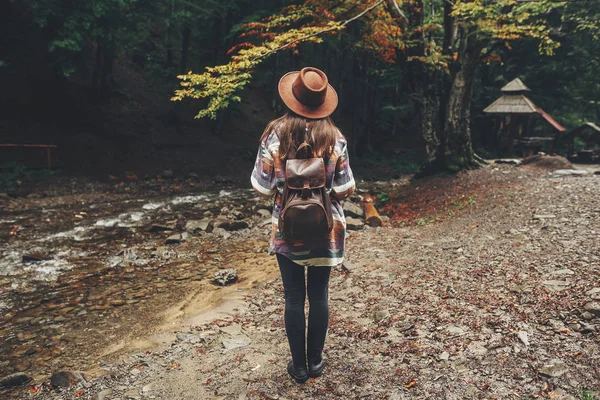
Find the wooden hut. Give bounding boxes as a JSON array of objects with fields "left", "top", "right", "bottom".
[
  {"left": 564, "top": 122, "right": 600, "bottom": 163},
  {"left": 484, "top": 78, "right": 565, "bottom": 155}
]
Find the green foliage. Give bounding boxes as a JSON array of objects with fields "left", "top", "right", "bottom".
[
  {"left": 580, "top": 389, "right": 596, "bottom": 400},
  {"left": 0, "top": 162, "right": 54, "bottom": 191},
  {"left": 452, "top": 0, "right": 566, "bottom": 56},
  {"left": 16, "top": 0, "right": 141, "bottom": 77},
  {"left": 377, "top": 191, "right": 390, "bottom": 204},
  {"left": 172, "top": 4, "right": 348, "bottom": 119}
]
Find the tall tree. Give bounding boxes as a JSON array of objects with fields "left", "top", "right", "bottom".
[{"left": 172, "top": 0, "right": 566, "bottom": 173}]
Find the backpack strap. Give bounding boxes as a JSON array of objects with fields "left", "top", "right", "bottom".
[{"left": 288, "top": 142, "right": 313, "bottom": 160}]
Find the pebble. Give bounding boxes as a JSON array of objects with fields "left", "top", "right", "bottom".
[
  {"left": 165, "top": 233, "right": 185, "bottom": 244},
  {"left": 538, "top": 359, "right": 569, "bottom": 378},
  {"left": 0, "top": 372, "right": 31, "bottom": 388},
  {"left": 214, "top": 269, "right": 238, "bottom": 286},
  {"left": 343, "top": 201, "right": 364, "bottom": 218},
  {"left": 551, "top": 169, "right": 589, "bottom": 176},
  {"left": 346, "top": 216, "right": 365, "bottom": 230},
  {"left": 257, "top": 209, "right": 271, "bottom": 218},
  {"left": 518, "top": 331, "right": 530, "bottom": 346},
  {"left": 222, "top": 337, "right": 251, "bottom": 352},
  {"left": 372, "top": 308, "right": 390, "bottom": 323},
  {"left": 185, "top": 219, "right": 211, "bottom": 233},
  {"left": 586, "top": 287, "right": 600, "bottom": 300},
  {"left": 93, "top": 389, "right": 114, "bottom": 400},
  {"left": 541, "top": 280, "right": 571, "bottom": 291},
  {"left": 213, "top": 218, "right": 249, "bottom": 231},
  {"left": 50, "top": 370, "right": 83, "bottom": 387},
  {"left": 583, "top": 301, "right": 600, "bottom": 317},
  {"left": 148, "top": 224, "right": 174, "bottom": 232}
]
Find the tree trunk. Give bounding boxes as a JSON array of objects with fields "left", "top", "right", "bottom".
[
  {"left": 166, "top": 0, "right": 175, "bottom": 67},
  {"left": 442, "top": 26, "right": 484, "bottom": 171},
  {"left": 180, "top": 26, "right": 191, "bottom": 74}
]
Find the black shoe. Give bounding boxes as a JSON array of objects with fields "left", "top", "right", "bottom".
[
  {"left": 287, "top": 360, "right": 309, "bottom": 384},
  {"left": 308, "top": 358, "right": 325, "bottom": 378}
]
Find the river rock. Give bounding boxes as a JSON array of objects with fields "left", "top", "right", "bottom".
[
  {"left": 82, "top": 368, "right": 112, "bottom": 381},
  {"left": 214, "top": 268, "right": 238, "bottom": 286},
  {"left": 50, "top": 371, "right": 84, "bottom": 387},
  {"left": 214, "top": 218, "right": 249, "bottom": 231},
  {"left": 583, "top": 301, "right": 600, "bottom": 317},
  {"left": 219, "top": 324, "right": 243, "bottom": 336},
  {"left": 343, "top": 201, "right": 364, "bottom": 218},
  {"left": 541, "top": 280, "right": 571, "bottom": 291},
  {"left": 124, "top": 388, "right": 141, "bottom": 399},
  {"left": 92, "top": 389, "right": 114, "bottom": 400},
  {"left": 467, "top": 341, "right": 488, "bottom": 357},
  {"left": 346, "top": 217, "right": 365, "bottom": 230},
  {"left": 495, "top": 159, "right": 521, "bottom": 165},
  {"left": 148, "top": 224, "right": 175, "bottom": 232},
  {"left": 186, "top": 218, "right": 211, "bottom": 233},
  {"left": 212, "top": 227, "right": 232, "bottom": 239},
  {"left": 222, "top": 336, "right": 251, "bottom": 352},
  {"left": 0, "top": 372, "right": 31, "bottom": 388},
  {"left": 176, "top": 333, "right": 195, "bottom": 342},
  {"left": 257, "top": 209, "right": 271, "bottom": 218},
  {"left": 538, "top": 359, "right": 569, "bottom": 378},
  {"left": 518, "top": 331, "right": 530, "bottom": 346},
  {"left": 165, "top": 233, "right": 185, "bottom": 244},
  {"left": 551, "top": 169, "right": 588, "bottom": 176},
  {"left": 373, "top": 308, "right": 390, "bottom": 323},
  {"left": 22, "top": 253, "right": 47, "bottom": 263},
  {"left": 586, "top": 287, "right": 600, "bottom": 300}
]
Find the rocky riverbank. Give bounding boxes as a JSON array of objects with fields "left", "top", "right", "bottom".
[{"left": 2, "top": 163, "right": 600, "bottom": 399}]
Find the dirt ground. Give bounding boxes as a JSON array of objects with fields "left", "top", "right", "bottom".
[{"left": 2, "top": 162, "right": 600, "bottom": 399}]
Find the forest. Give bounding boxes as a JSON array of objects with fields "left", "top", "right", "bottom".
[
  {"left": 1, "top": 1, "right": 600, "bottom": 399},
  {"left": 1, "top": 0, "right": 599, "bottom": 178}
]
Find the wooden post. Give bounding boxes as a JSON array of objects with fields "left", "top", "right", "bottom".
[{"left": 362, "top": 194, "right": 383, "bottom": 227}]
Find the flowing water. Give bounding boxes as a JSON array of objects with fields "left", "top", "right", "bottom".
[{"left": 0, "top": 185, "right": 270, "bottom": 378}]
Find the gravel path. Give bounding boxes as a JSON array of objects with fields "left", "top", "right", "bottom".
[{"left": 3, "top": 164, "right": 600, "bottom": 399}]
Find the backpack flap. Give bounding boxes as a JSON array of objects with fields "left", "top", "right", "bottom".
[{"left": 285, "top": 158, "right": 326, "bottom": 191}]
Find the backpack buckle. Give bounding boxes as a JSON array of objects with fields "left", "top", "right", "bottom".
[{"left": 301, "top": 182, "right": 311, "bottom": 199}]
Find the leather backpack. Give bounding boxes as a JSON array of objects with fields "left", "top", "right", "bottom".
[{"left": 279, "top": 142, "right": 333, "bottom": 242}]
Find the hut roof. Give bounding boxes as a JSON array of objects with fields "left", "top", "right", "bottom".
[
  {"left": 501, "top": 78, "right": 530, "bottom": 92},
  {"left": 581, "top": 122, "right": 600, "bottom": 132},
  {"left": 483, "top": 94, "right": 538, "bottom": 114},
  {"left": 565, "top": 122, "right": 600, "bottom": 138},
  {"left": 537, "top": 108, "right": 566, "bottom": 132}
]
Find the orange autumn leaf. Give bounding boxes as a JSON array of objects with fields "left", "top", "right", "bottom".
[{"left": 405, "top": 380, "right": 417, "bottom": 388}]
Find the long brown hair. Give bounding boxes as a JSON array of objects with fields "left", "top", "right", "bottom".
[{"left": 260, "top": 111, "right": 340, "bottom": 159}]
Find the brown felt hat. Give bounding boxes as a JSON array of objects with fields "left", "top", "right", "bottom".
[{"left": 278, "top": 67, "right": 338, "bottom": 119}]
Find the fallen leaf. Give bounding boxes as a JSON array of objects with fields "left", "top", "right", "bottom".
[
  {"left": 75, "top": 390, "right": 85, "bottom": 397},
  {"left": 29, "top": 386, "right": 41, "bottom": 393},
  {"left": 405, "top": 380, "right": 417, "bottom": 389}
]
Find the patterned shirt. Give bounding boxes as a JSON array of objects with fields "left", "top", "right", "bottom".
[{"left": 251, "top": 129, "right": 356, "bottom": 267}]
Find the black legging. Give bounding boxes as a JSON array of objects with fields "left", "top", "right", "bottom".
[{"left": 276, "top": 254, "right": 332, "bottom": 368}]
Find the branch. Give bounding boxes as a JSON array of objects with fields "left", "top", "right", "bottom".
[
  {"left": 389, "top": 0, "right": 408, "bottom": 21},
  {"left": 251, "top": 0, "right": 386, "bottom": 61}
]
